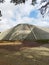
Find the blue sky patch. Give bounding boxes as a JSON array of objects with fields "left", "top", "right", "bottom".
[
  {"left": 11, "top": 17, "right": 16, "bottom": 21},
  {"left": 29, "top": 10, "right": 38, "bottom": 18}
]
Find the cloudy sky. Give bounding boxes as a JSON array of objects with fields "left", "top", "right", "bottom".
[{"left": 0, "top": 0, "right": 49, "bottom": 31}]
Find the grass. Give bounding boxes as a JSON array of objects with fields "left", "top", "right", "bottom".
[{"left": 0, "top": 41, "right": 49, "bottom": 65}]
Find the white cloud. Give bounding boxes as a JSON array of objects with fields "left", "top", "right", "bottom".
[
  {"left": 0, "top": 18, "right": 10, "bottom": 31},
  {"left": 33, "top": 19, "right": 49, "bottom": 27},
  {"left": 16, "top": 17, "right": 33, "bottom": 24},
  {"left": 0, "top": 0, "right": 49, "bottom": 31}
]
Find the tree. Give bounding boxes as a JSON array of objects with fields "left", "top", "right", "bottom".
[
  {"left": 0, "top": 0, "right": 4, "bottom": 3},
  {"left": 39, "top": 0, "right": 49, "bottom": 17},
  {"left": 10, "top": 0, "right": 36, "bottom": 5},
  {"left": 10, "top": 0, "right": 49, "bottom": 17},
  {"left": 0, "top": 0, "right": 49, "bottom": 17},
  {"left": 0, "top": 0, "right": 4, "bottom": 17},
  {"left": 0, "top": 11, "right": 2, "bottom": 17},
  {"left": 10, "top": 0, "right": 25, "bottom": 5}
]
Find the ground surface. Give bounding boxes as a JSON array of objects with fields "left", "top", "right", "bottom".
[{"left": 0, "top": 41, "right": 49, "bottom": 65}]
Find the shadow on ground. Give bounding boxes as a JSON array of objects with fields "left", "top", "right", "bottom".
[{"left": 0, "top": 41, "right": 43, "bottom": 51}]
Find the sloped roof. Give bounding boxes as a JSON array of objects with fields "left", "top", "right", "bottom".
[{"left": 0, "top": 24, "right": 49, "bottom": 41}]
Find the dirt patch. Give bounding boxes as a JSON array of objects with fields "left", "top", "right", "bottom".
[
  {"left": 0, "top": 41, "right": 43, "bottom": 51},
  {"left": 0, "top": 41, "right": 49, "bottom": 65},
  {"left": 22, "top": 41, "right": 43, "bottom": 47}
]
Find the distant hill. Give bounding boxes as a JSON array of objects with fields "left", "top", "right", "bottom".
[{"left": 0, "top": 24, "right": 49, "bottom": 41}]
